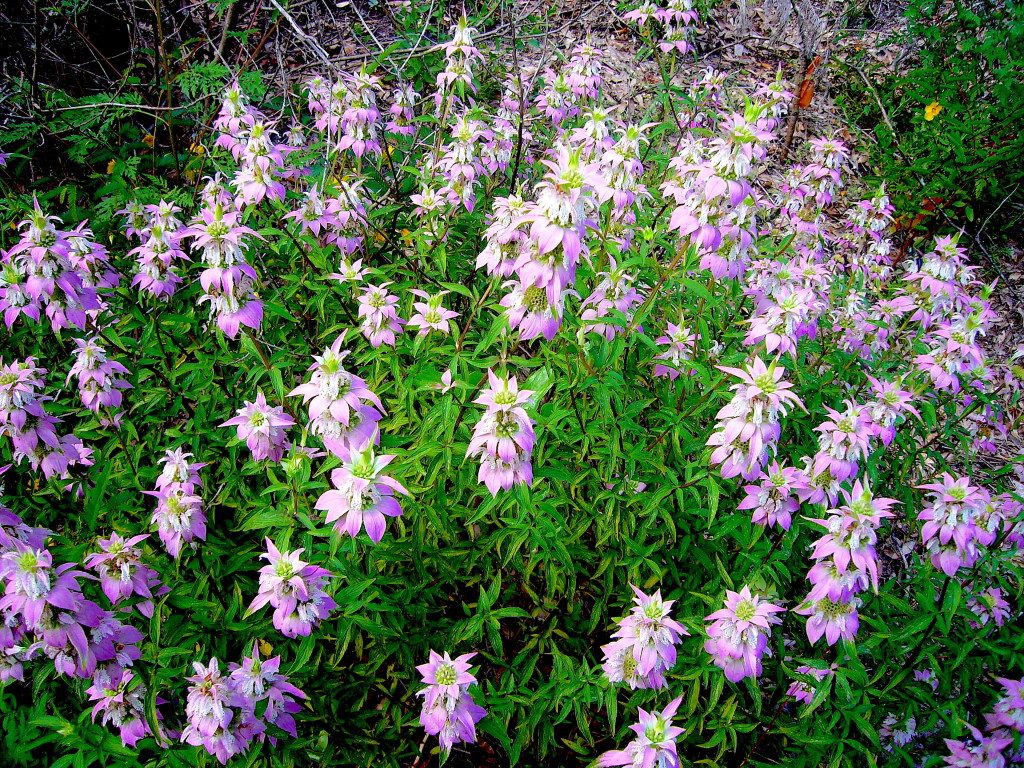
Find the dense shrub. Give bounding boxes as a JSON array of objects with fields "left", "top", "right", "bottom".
[{"left": 1, "top": 5, "right": 1023, "bottom": 768}]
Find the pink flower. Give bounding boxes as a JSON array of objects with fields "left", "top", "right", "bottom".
[
  {"left": 86, "top": 666, "right": 151, "bottom": 747},
  {"left": 330, "top": 257, "right": 368, "bottom": 285},
  {"left": 737, "top": 463, "right": 804, "bottom": 530},
  {"left": 795, "top": 594, "right": 860, "bottom": 646},
  {"left": 183, "top": 657, "right": 232, "bottom": 733},
  {"left": 866, "top": 376, "right": 918, "bottom": 446},
  {"left": 357, "top": 283, "right": 404, "bottom": 347},
  {"left": 247, "top": 539, "right": 336, "bottom": 637},
  {"left": 943, "top": 724, "right": 1011, "bottom": 767},
  {"left": 704, "top": 586, "right": 784, "bottom": 682},
  {"left": 284, "top": 186, "right": 337, "bottom": 237},
  {"left": 601, "top": 586, "right": 689, "bottom": 689},
  {"left": 477, "top": 195, "right": 529, "bottom": 278},
  {"left": 67, "top": 338, "right": 132, "bottom": 426},
  {"left": 148, "top": 447, "right": 206, "bottom": 558},
  {"left": 580, "top": 259, "right": 644, "bottom": 340},
  {"left": 385, "top": 82, "right": 418, "bottom": 136},
  {"left": 917, "top": 473, "right": 985, "bottom": 576},
  {"left": 704, "top": 585, "right": 782, "bottom": 684},
  {"left": 406, "top": 290, "right": 459, "bottom": 337},
  {"left": 786, "top": 665, "right": 833, "bottom": 705},
  {"left": 0, "top": 544, "right": 86, "bottom": 630},
  {"left": 500, "top": 276, "right": 566, "bottom": 341},
  {"left": 811, "top": 400, "right": 874, "bottom": 482},
  {"left": 467, "top": 371, "right": 537, "bottom": 494},
  {"left": 314, "top": 440, "right": 409, "bottom": 542},
  {"left": 653, "top": 320, "right": 696, "bottom": 380},
  {"left": 289, "top": 334, "right": 384, "bottom": 458},
  {"left": 221, "top": 392, "right": 295, "bottom": 462},
  {"left": 707, "top": 357, "right": 803, "bottom": 480},
  {"left": 416, "top": 650, "right": 486, "bottom": 754},
  {"left": 807, "top": 480, "right": 897, "bottom": 593},
  {"left": 433, "top": 369, "right": 455, "bottom": 394},
  {"left": 987, "top": 677, "right": 1024, "bottom": 734},
  {"left": 519, "top": 143, "right": 606, "bottom": 272},
  {"left": 599, "top": 697, "right": 684, "bottom": 768},
  {"left": 84, "top": 533, "right": 164, "bottom": 617},
  {"left": 967, "top": 587, "right": 1012, "bottom": 629}
]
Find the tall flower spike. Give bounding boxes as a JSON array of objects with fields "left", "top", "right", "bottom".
[
  {"left": 601, "top": 586, "right": 688, "bottom": 689},
  {"left": 466, "top": 370, "right": 537, "bottom": 494},
  {"left": 416, "top": 650, "right": 487, "bottom": 755},
  {"left": 314, "top": 438, "right": 409, "bottom": 542},
  {"left": 704, "top": 586, "right": 784, "bottom": 682}
]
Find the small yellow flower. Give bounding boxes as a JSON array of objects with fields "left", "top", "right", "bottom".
[
  {"left": 258, "top": 639, "right": 273, "bottom": 656},
  {"left": 924, "top": 102, "right": 942, "bottom": 121},
  {"left": 189, "top": 141, "right": 206, "bottom": 156},
  {"left": 373, "top": 231, "right": 386, "bottom": 244},
  {"left": 106, "top": 159, "right": 116, "bottom": 174},
  {"left": 400, "top": 228, "right": 413, "bottom": 245},
  {"left": 142, "top": 133, "right": 156, "bottom": 148}
]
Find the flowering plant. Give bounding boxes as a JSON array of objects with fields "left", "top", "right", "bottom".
[{"left": 0, "top": 5, "right": 1022, "bottom": 768}]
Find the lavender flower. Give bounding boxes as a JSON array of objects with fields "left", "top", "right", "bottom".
[
  {"left": 599, "top": 697, "right": 684, "bottom": 768},
  {"left": 67, "top": 338, "right": 132, "bottom": 426},
  {"left": 918, "top": 473, "right": 985, "bottom": 576},
  {"left": 357, "top": 283, "right": 404, "bottom": 347},
  {"left": 221, "top": 392, "right": 295, "bottom": 462},
  {"left": 84, "top": 533, "right": 164, "bottom": 617},
  {"left": 416, "top": 650, "right": 487, "bottom": 754},
  {"left": 467, "top": 370, "right": 536, "bottom": 495},
  {"left": 289, "top": 334, "right": 384, "bottom": 458},
  {"left": 707, "top": 357, "right": 803, "bottom": 480},
  {"left": 148, "top": 448, "right": 206, "bottom": 558},
  {"left": 87, "top": 665, "right": 151, "bottom": 747},
  {"left": 704, "top": 586, "right": 784, "bottom": 682},
  {"left": 247, "top": 538, "right": 336, "bottom": 637},
  {"left": 601, "top": 586, "right": 688, "bottom": 689},
  {"left": 314, "top": 440, "right": 409, "bottom": 542}
]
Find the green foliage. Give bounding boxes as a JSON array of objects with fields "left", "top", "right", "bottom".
[{"left": 839, "top": 0, "right": 1024, "bottom": 229}]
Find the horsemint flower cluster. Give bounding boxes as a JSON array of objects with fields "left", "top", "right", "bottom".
[
  {"left": 467, "top": 370, "right": 537, "bottom": 495},
  {"left": 290, "top": 333, "right": 384, "bottom": 459},
  {"left": 797, "top": 480, "right": 897, "bottom": 646},
  {"left": 938, "top": 676, "right": 1024, "bottom": 767},
  {"left": 314, "top": 439, "right": 409, "bottom": 542},
  {"left": 1, "top": 200, "right": 112, "bottom": 331},
  {"left": 416, "top": 650, "right": 488, "bottom": 754},
  {"left": 147, "top": 447, "right": 207, "bottom": 558},
  {"left": 221, "top": 391, "right": 295, "bottom": 462},
  {"left": 181, "top": 645, "right": 307, "bottom": 764},
  {"left": 704, "top": 586, "right": 784, "bottom": 682},
  {"left": 67, "top": 337, "right": 132, "bottom": 427},
  {"left": 601, "top": 585, "right": 688, "bottom": 689},
  {"left": 0, "top": 356, "right": 92, "bottom": 479},
  {"left": 247, "top": 538, "right": 336, "bottom": 637},
  {"left": 181, "top": 183, "right": 265, "bottom": 338},
  {"left": 1, "top": 507, "right": 147, "bottom": 737}
]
